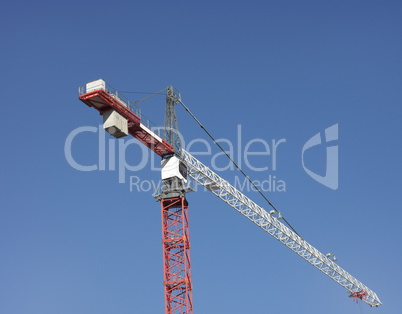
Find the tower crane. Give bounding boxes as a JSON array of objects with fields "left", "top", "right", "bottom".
[{"left": 78, "top": 79, "right": 381, "bottom": 313}]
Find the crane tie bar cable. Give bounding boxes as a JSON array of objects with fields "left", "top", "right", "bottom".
[
  {"left": 121, "top": 88, "right": 168, "bottom": 106},
  {"left": 177, "top": 98, "right": 301, "bottom": 238}
]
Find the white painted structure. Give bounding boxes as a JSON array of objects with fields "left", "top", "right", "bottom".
[
  {"left": 161, "top": 155, "right": 188, "bottom": 183},
  {"left": 86, "top": 79, "right": 106, "bottom": 93}
]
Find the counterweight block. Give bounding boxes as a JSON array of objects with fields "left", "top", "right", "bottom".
[{"left": 103, "top": 109, "right": 128, "bottom": 138}]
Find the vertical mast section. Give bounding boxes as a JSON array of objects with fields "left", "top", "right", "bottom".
[
  {"left": 161, "top": 197, "right": 193, "bottom": 314},
  {"left": 157, "top": 86, "right": 193, "bottom": 313}
]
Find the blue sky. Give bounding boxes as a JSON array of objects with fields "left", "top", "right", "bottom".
[{"left": 1, "top": 1, "right": 401, "bottom": 313}]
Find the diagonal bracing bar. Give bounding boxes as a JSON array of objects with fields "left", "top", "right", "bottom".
[{"left": 180, "top": 149, "right": 382, "bottom": 307}]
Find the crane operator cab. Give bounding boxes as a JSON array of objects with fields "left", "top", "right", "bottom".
[{"left": 158, "top": 155, "right": 189, "bottom": 199}]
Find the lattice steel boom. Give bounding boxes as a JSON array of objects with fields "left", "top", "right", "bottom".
[{"left": 179, "top": 149, "right": 382, "bottom": 307}]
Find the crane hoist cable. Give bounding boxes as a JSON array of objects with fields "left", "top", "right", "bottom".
[{"left": 177, "top": 98, "right": 302, "bottom": 238}]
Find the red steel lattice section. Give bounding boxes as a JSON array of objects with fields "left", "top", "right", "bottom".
[{"left": 161, "top": 197, "right": 193, "bottom": 314}]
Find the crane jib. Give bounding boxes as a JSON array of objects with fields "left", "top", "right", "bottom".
[{"left": 179, "top": 149, "right": 382, "bottom": 307}]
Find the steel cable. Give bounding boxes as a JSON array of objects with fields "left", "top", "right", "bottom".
[{"left": 177, "top": 98, "right": 302, "bottom": 238}]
